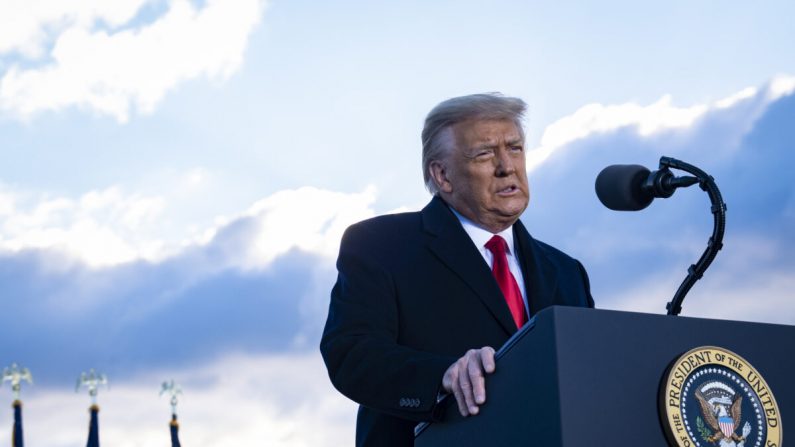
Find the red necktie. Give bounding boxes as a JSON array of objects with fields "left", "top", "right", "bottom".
[{"left": 485, "top": 235, "right": 528, "bottom": 329}]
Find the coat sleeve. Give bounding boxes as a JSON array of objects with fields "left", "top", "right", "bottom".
[
  {"left": 319, "top": 223, "right": 457, "bottom": 422},
  {"left": 575, "top": 259, "right": 596, "bottom": 309}
]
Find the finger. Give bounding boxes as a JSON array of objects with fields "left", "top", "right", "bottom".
[
  {"left": 458, "top": 360, "right": 478, "bottom": 415},
  {"left": 453, "top": 388, "right": 468, "bottom": 417},
  {"left": 468, "top": 355, "right": 486, "bottom": 405},
  {"left": 480, "top": 346, "right": 496, "bottom": 374},
  {"left": 444, "top": 361, "right": 469, "bottom": 417},
  {"left": 450, "top": 371, "right": 469, "bottom": 417}
]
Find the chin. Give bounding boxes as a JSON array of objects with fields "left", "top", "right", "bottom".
[{"left": 498, "top": 198, "right": 528, "bottom": 216}]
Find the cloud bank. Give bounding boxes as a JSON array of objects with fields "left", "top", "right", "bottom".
[
  {"left": 524, "top": 75, "right": 795, "bottom": 323},
  {"left": 1, "top": 185, "right": 378, "bottom": 382},
  {"left": 0, "top": 0, "right": 266, "bottom": 122},
  {"left": 1, "top": 76, "right": 794, "bottom": 445},
  {"left": 0, "top": 184, "right": 376, "bottom": 268}
]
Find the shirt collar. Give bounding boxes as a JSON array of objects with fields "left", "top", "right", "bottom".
[{"left": 450, "top": 207, "right": 515, "bottom": 254}]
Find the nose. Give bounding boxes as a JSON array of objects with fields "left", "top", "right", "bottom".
[{"left": 494, "top": 148, "right": 516, "bottom": 177}]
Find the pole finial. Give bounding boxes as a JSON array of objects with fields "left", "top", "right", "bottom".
[
  {"left": 160, "top": 379, "right": 183, "bottom": 417},
  {"left": 2, "top": 363, "right": 33, "bottom": 401},
  {"left": 76, "top": 369, "right": 109, "bottom": 406}
]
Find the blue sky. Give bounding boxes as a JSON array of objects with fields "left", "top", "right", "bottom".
[{"left": 1, "top": 1, "right": 794, "bottom": 445}]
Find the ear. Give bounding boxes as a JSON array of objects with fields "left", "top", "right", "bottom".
[{"left": 429, "top": 160, "right": 453, "bottom": 194}]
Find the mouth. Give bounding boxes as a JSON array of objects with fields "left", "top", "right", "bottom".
[{"left": 496, "top": 184, "right": 520, "bottom": 196}]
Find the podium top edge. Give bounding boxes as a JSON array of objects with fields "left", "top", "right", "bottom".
[{"left": 541, "top": 305, "right": 794, "bottom": 330}]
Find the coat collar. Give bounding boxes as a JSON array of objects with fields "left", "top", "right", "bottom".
[
  {"left": 421, "top": 196, "right": 560, "bottom": 334},
  {"left": 512, "top": 219, "right": 559, "bottom": 315}
]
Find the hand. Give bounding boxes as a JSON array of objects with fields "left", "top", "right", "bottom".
[{"left": 441, "top": 346, "right": 496, "bottom": 417}]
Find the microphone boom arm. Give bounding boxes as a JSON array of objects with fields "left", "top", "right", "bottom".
[{"left": 659, "top": 156, "right": 727, "bottom": 316}]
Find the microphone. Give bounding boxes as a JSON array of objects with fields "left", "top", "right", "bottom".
[
  {"left": 593, "top": 156, "right": 727, "bottom": 316},
  {"left": 595, "top": 164, "right": 699, "bottom": 211}
]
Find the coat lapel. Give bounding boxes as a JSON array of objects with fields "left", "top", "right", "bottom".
[
  {"left": 513, "top": 219, "right": 560, "bottom": 315},
  {"left": 421, "top": 197, "right": 518, "bottom": 336}
]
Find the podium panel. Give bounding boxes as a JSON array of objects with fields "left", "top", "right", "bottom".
[{"left": 415, "top": 306, "right": 794, "bottom": 446}]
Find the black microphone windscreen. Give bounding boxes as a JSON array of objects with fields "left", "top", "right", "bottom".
[{"left": 595, "top": 164, "right": 654, "bottom": 211}]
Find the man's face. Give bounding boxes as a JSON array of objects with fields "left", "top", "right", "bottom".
[{"left": 432, "top": 118, "right": 530, "bottom": 233}]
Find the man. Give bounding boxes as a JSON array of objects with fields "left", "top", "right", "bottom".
[{"left": 320, "top": 93, "right": 594, "bottom": 446}]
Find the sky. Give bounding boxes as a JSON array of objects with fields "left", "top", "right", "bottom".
[{"left": 1, "top": 0, "right": 794, "bottom": 445}]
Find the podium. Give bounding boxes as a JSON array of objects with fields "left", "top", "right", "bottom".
[{"left": 415, "top": 306, "right": 794, "bottom": 446}]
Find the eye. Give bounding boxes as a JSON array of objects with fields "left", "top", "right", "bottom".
[
  {"left": 471, "top": 149, "right": 494, "bottom": 159},
  {"left": 509, "top": 145, "right": 523, "bottom": 152}
]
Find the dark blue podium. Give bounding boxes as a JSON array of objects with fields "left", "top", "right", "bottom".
[{"left": 414, "top": 306, "right": 794, "bottom": 446}]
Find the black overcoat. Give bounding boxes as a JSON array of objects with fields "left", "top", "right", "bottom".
[{"left": 320, "top": 196, "right": 594, "bottom": 446}]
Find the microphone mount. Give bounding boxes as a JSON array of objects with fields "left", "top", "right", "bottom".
[
  {"left": 655, "top": 156, "right": 726, "bottom": 316},
  {"left": 642, "top": 166, "right": 699, "bottom": 200}
]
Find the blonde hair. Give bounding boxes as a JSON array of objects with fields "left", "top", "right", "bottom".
[{"left": 421, "top": 93, "right": 527, "bottom": 194}]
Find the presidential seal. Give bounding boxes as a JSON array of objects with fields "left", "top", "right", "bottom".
[{"left": 661, "top": 346, "right": 782, "bottom": 447}]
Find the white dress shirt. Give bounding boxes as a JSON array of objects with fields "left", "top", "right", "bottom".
[{"left": 450, "top": 209, "right": 529, "bottom": 317}]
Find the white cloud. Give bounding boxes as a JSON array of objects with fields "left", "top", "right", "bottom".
[
  {"left": 715, "top": 86, "right": 757, "bottom": 109},
  {"left": 229, "top": 185, "right": 378, "bottom": 269},
  {"left": 0, "top": 189, "right": 15, "bottom": 215},
  {"left": 3, "top": 353, "right": 357, "bottom": 447},
  {"left": 0, "top": 183, "right": 378, "bottom": 269},
  {"left": 0, "top": 0, "right": 266, "bottom": 122},
  {"left": 526, "top": 95, "right": 708, "bottom": 171},
  {"left": 0, "top": 185, "right": 166, "bottom": 267},
  {"left": 526, "top": 76, "right": 795, "bottom": 171},
  {"left": 0, "top": 0, "right": 150, "bottom": 58},
  {"left": 767, "top": 74, "right": 795, "bottom": 100}
]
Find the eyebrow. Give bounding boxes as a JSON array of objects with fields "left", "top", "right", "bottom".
[{"left": 470, "top": 137, "right": 524, "bottom": 150}]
